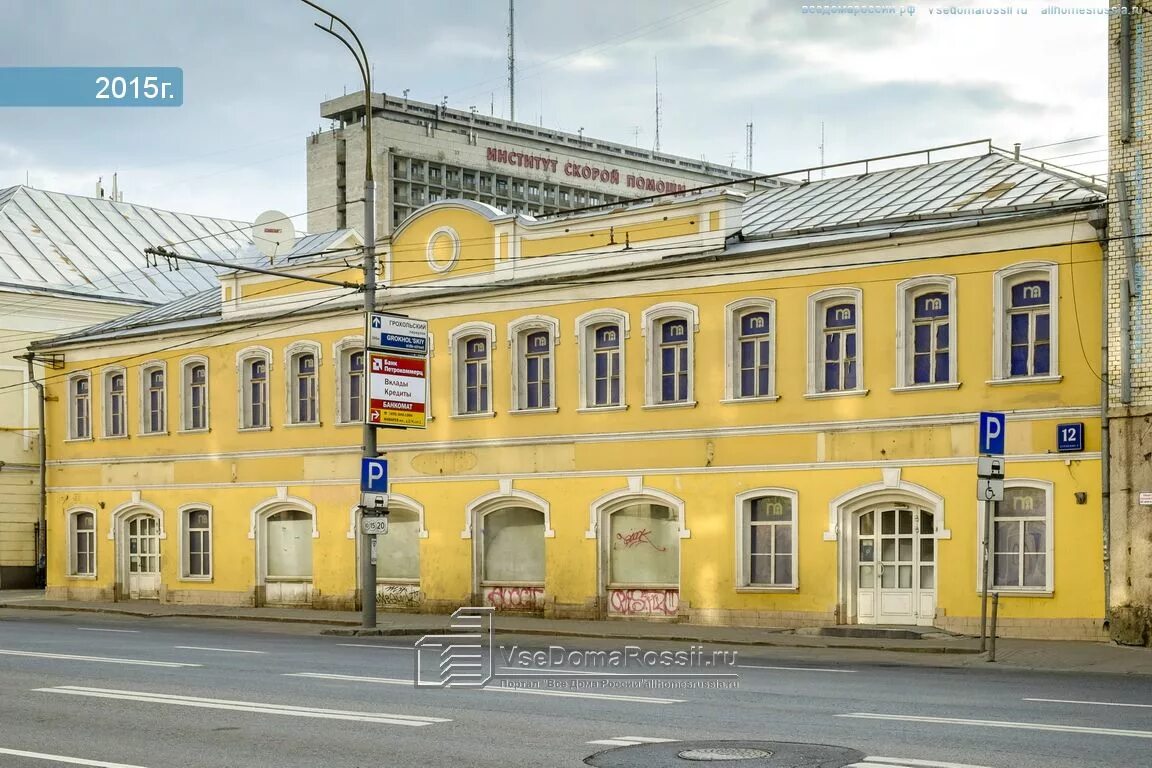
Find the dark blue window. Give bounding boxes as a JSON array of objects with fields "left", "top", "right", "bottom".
[
  {"left": 524, "top": 331, "right": 551, "bottom": 408},
  {"left": 911, "top": 291, "right": 949, "bottom": 384},
  {"left": 659, "top": 318, "right": 689, "bottom": 403},
  {"left": 1008, "top": 279, "right": 1050, "bottom": 377},
  {"left": 592, "top": 325, "right": 621, "bottom": 407},
  {"left": 739, "top": 310, "right": 772, "bottom": 398},
  {"left": 464, "top": 337, "right": 489, "bottom": 413},
  {"left": 822, "top": 303, "right": 857, "bottom": 391}
]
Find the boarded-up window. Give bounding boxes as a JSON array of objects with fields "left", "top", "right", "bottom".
[
  {"left": 609, "top": 504, "right": 678, "bottom": 586},
  {"left": 266, "top": 510, "right": 313, "bottom": 579},
  {"left": 482, "top": 507, "right": 544, "bottom": 583},
  {"left": 377, "top": 509, "right": 420, "bottom": 580}
]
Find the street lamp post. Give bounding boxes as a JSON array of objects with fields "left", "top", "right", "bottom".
[{"left": 301, "top": 0, "right": 378, "bottom": 630}]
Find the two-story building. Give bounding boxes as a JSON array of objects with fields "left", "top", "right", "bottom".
[{"left": 32, "top": 144, "right": 1109, "bottom": 639}]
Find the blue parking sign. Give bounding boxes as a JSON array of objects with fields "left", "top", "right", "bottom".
[
  {"left": 978, "top": 412, "right": 1006, "bottom": 456},
  {"left": 361, "top": 458, "right": 388, "bottom": 493}
]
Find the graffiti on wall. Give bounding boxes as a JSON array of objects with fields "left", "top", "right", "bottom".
[
  {"left": 377, "top": 583, "right": 421, "bottom": 609},
  {"left": 615, "top": 528, "right": 667, "bottom": 551},
  {"left": 483, "top": 585, "right": 545, "bottom": 611},
  {"left": 608, "top": 588, "right": 679, "bottom": 616}
]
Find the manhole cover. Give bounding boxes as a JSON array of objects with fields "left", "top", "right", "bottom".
[{"left": 678, "top": 748, "right": 773, "bottom": 761}]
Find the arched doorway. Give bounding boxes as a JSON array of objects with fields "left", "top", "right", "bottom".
[
  {"left": 599, "top": 499, "right": 682, "bottom": 618},
  {"left": 123, "top": 513, "right": 161, "bottom": 600},
  {"left": 260, "top": 509, "right": 314, "bottom": 606},
  {"left": 351, "top": 497, "right": 425, "bottom": 610}
]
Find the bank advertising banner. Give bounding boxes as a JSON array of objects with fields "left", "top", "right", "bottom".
[{"left": 367, "top": 351, "right": 427, "bottom": 429}]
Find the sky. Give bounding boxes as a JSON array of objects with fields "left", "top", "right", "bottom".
[{"left": 0, "top": 0, "right": 1114, "bottom": 230}]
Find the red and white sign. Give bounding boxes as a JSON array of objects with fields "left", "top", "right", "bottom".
[{"left": 367, "top": 352, "right": 427, "bottom": 429}]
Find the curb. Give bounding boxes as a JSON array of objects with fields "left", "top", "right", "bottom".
[{"left": 0, "top": 602, "right": 982, "bottom": 654}]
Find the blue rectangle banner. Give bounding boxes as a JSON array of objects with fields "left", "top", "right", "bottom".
[{"left": 0, "top": 68, "right": 183, "bottom": 107}]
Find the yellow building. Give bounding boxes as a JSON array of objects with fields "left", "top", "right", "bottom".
[{"left": 32, "top": 146, "right": 1109, "bottom": 639}]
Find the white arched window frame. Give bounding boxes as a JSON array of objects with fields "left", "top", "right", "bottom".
[
  {"left": 66, "top": 372, "right": 91, "bottom": 441},
  {"left": 178, "top": 503, "right": 213, "bottom": 581},
  {"left": 975, "top": 478, "right": 1054, "bottom": 595},
  {"left": 724, "top": 298, "right": 778, "bottom": 402},
  {"left": 139, "top": 361, "right": 168, "bottom": 435},
  {"left": 285, "top": 341, "right": 322, "bottom": 426},
  {"left": 333, "top": 336, "right": 366, "bottom": 426},
  {"left": 449, "top": 321, "right": 496, "bottom": 417},
  {"left": 66, "top": 506, "right": 98, "bottom": 577},
  {"left": 734, "top": 488, "right": 798, "bottom": 590},
  {"left": 806, "top": 287, "right": 866, "bottom": 398},
  {"left": 103, "top": 366, "right": 128, "bottom": 438},
  {"left": 641, "top": 302, "right": 699, "bottom": 408},
  {"left": 575, "top": 309, "right": 630, "bottom": 411},
  {"left": 508, "top": 315, "right": 560, "bottom": 413},
  {"left": 179, "top": 355, "right": 210, "bottom": 432},
  {"left": 991, "top": 262, "right": 1061, "bottom": 383},
  {"left": 894, "top": 276, "right": 959, "bottom": 391},
  {"left": 236, "top": 346, "right": 272, "bottom": 431}
]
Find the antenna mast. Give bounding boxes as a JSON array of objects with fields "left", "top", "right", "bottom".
[
  {"left": 745, "top": 122, "right": 753, "bottom": 171},
  {"left": 653, "top": 57, "right": 662, "bottom": 152},
  {"left": 820, "top": 122, "right": 826, "bottom": 179},
  {"left": 507, "top": 0, "right": 515, "bottom": 121}
]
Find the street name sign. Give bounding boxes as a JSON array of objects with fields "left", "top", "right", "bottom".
[
  {"left": 368, "top": 313, "right": 428, "bottom": 357},
  {"left": 367, "top": 352, "right": 427, "bottom": 429},
  {"left": 978, "top": 411, "right": 1006, "bottom": 456}
]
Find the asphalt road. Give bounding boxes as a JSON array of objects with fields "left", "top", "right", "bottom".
[{"left": 0, "top": 610, "right": 1150, "bottom": 768}]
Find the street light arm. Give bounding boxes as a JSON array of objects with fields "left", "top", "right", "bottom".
[
  {"left": 299, "top": 0, "right": 371, "bottom": 93},
  {"left": 313, "top": 22, "right": 369, "bottom": 97}
]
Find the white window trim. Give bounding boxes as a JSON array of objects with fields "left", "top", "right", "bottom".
[
  {"left": 641, "top": 302, "right": 699, "bottom": 407},
  {"left": 462, "top": 481, "right": 554, "bottom": 539},
  {"left": 974, "top": 478, "right": 1054, "bottom": 595},
  {"left": 734, "top": 488, "right": 798, "bottom": 591},
  {"left": 179, "top": 355, "right": 210, "bottom": 433},
  {"left": 138, "top": 361, "right": 167, "bottom": 436},
  {"left": 806, "top": 287, "right": 864, "bottom": 396},
  {"left": 724, "top": 297, "right": 778, "bottom": 401},
  {"left": 102, "top": 367, "right": 128, "bottom": 439},
  {"left": 508, "top": 314, "right": 560, "bottom": 412},
  {"left": 992, "top": 262, "right": 1059, "bottom": 382},
  {"left": 575, "top": 309, "right": 630, "bottom": 411},
  {"left": 66, "top": 372, "right": 92, "bottom": 441},
  {"left": 332, "top": 336, "right": 365, "bottom": 426},
  {"left": 895, "top": 276, "right": 957, "bottom": 389},
  {"left": 178, "top": 503, "right": 213, "bottom": 581},
  {"left": 284, "top": 341, "right": 322, "bottom": 426},
  {"left": 236, "top": 346, "right": 272, "bottom": 431},
  {"left": 449, "top": 321, "right": 496, "bottom": 417},
  {"left": 66, "top": 506, "right": 98, "bottom": 578}
]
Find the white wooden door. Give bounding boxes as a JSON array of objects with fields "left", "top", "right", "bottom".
[
  {"left": 127, "top": 516, "right": 160, "bottom": 599},
  {"left": 856, "top": 508, "right": 935, "bottom": 625}
]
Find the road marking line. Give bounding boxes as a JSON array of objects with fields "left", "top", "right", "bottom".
[
  {"left": 1024, "top": 697, "right": 1152, "bottom": 709},
  {"left": 737, "top": 664, "right": 855, "bottom": 673},
  {"left": 175, "top": 646, "right": 266, "bottom": 654},
  {"left": 0, "top": 746, "right": 150, "bottom": 767},
  {"left": 588, "top": 736, "right": 679, "bottom": 746},
  {"left": 588, "top": 739, "right": 643, "bottom": 746},
  {"left": 499, "top": 666, "right": 631, "bottom": 676},
  {"left": 861, "top": 757, "right": 999, "bottom": 768},
  {"left": 0, "top": 649, "right": 199, "bottom": 668},
  {"left": 287, "top": 672, "right": 685, "bottom": 704},
  {"left": 837, "top": 712, "right": 1152, "bottom": 739},
  {"left": 337, "top": 643, "right": 413, "bottom": 650},
  {"left": 36, "top": 686, "right": 449, "bottom": 727},
  {"left": 77, "top": 628, "right": 140, "bottom": 634}
]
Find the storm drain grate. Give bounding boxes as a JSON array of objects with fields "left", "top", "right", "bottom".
[{"left": 678, "top": 748, "right": 773, "bottom": 761}]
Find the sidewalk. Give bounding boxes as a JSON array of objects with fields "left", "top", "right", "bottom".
[{"left": 3, "top": 590, "right": 1149, "bottom": 676}]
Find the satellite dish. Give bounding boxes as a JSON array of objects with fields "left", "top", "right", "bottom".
[{"left": 251, "top": 210, "right": 295, "bottom": 261}]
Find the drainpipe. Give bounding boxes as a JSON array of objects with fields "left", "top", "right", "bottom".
[
  {"left": 22, "top": 354, "right": 47, "bottom": 587},
  {"left": 1121, "top": 11, "right": 1132, "bottom": 144},
  {"left": 1092, "top": 207, "right": 1111, "bottom": 618},
  {"left": 1116, "top": 171, "right": 1137, "bottom": 405}
]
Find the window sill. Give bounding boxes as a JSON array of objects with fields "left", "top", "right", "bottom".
[
  {"left": 452, "top": 411, "right": 496, "bottom": 420},
  {"left": 642, "top": 401, "right": 697, "bottom": 411},
  {"left": 479, "top": 580, "right": 544, "bottom": 587},
  {"left": 284, "top": 422, "right": 323, "bottom": 428},
  {"left": 177, "top": 428, "right": 210, "bottom": 435},
  {"left": 238, "top": 425, "right": 272, "bottom": 433},
  {"left": 265, "top": 577, "right": 312, "bottom": 583},
  {"left": 803, "top": 389, "right": 869, "bottom": 400},
  {"left": 607, "top": 583, "right": 679, "bottom": 590},
  {"left": 510, "top": 406, "right": 558, "bottom": 415},
  {"left": 66, "top": 574, "right": 97, "bottom": 580},
  {"left": 178, "top": 576, "right": 212, "bottom": 583},
  {"left": 986, "top": 375, "right": 1063, "bottom": 386},
  {"left": 891, "top": 382, "right": 961, "bottom": 393},
  {"left": 735, "top": 586, "right": 799, "bottom": 594},
  {"left": 979, "top": 589, "right": 1053, "bottom": 598},
  {"left": 137, "top": 431, "right": 169, "bottom": 438},
  {"left": 334, "top": 420, "right": 362, "bottom": 427},
  {"left": 720, "top": 395, "right": 780, "bottom": 404},
  {"left": 577, "top": 405, "right": 629, "bottom": 413},
  {"left": 377, "top": 577, "right": 420, "bottom": 585},
  {"left": 101, "top": 434, "right": 130, "bottom": 440},
  {"left": 65, "top": 437, "right": 94, "bottom": 443}
]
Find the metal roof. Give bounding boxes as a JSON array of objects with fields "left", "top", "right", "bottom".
[
  {"left": 740, "top": 153, "right": 1104, "bottom": 240},
  {"left": 0, "top": 185, "right": 253, "bottom": 304}
]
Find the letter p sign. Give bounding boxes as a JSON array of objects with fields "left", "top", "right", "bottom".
[
  {"left": 361, "top": 458, "right": 389, "bottom": 493},
  {"left": 978, "top": 412, "right": 1006, "bottom": 456}
]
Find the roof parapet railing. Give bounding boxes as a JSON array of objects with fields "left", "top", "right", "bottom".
[{"left": 989, "top": 144, "right": 1107, "bottom": 189}]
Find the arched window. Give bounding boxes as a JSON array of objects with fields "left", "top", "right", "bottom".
[
  {"left": 735, "top": 490, "right": 797, "bottom": 588},
  {"left": 104, "top": 368, "right": 127, "bottom": 437},
  {"left": 68, "top": 374, "right": 91, "bottom": 440},
  {"left": 481, "top": 506, "right": 545, "bottom": 583},
  {"left": 69, "top": 509, "right": 96, "bottom": 576},
  {"left": 449, "top": 322, "right": 496, "bottom": 416},
  {"left": 895, "top": 277, "right": 957, "bottom": 389},
  {"left": 286, "top": 343, "right": 320, "bottom": 425},
  {"left": 509, "top": 316, "right": 560, "bottom": 412},
  {"left": 993, "top": 263, "right": 1059, "bottom": 381},
  {"left": 807, "top": 289, "right": 864, "bottom": 396},
  {"left": 181, "top": 357, "right": 209, "bottom": 431},
  {"left": 140, "top": 363, "right": 167, "bottom": 434},
  {"left": 576, "top": 309, "right": 629, "bottom": 410},
  {"left": 725, "top": 299, "right": 776, "bottom": 400},
  {"left": 237, "top": 348, "right": 272, "bottom": 429},
  {"left": 642, "top": 303, "right": 698, "bottom": 407}
]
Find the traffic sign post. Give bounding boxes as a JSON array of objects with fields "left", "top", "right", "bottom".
[{"left": 977, "top": 411, "right": 1006, "bottom": 655}]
